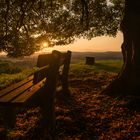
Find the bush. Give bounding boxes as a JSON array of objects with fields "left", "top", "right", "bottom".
[{"left": 0, "top": 62, "right": 22, "bottom": 74}]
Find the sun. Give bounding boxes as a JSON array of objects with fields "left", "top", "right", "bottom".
[{"left": 42, "top": 42, "right": 48, "bottom": 47}]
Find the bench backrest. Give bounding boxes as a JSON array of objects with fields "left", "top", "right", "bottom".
[
  {"left": 52, "top": 50, "right": 71, "bottom": 91},
  {"left": 0, "top": 51, "right": 63, "bottom": 105},
  {"left": 33, "top": 54, "right": 52, "bottom": 84},
  {"left": 0, "top": 50, "right": 71, "bottom": 130},
  {"left": 33, "top": 50, "right": 71, "bottom": 86}
]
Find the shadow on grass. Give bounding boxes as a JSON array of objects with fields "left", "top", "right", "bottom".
[
  {"left": 55, "top": 89, "right": 98, "bottom": 139},
  {"left": 94, "top": 63, "right": 121, "bottom": 73},
  {"left": 126, "top": 97, "right": 140, "bottom": 112}
]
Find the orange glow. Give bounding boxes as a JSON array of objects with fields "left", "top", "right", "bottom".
[
  {"left": 41, "top": 32, "right": 123, "bottom": 53},
  {"left": 42, "top": 42, "right": 48, "bottom": 47}
]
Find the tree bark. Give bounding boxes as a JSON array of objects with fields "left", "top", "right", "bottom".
[{"left": 103, "top": 0, "right": 140, "bottom": 95}]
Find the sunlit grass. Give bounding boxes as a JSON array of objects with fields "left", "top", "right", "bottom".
[
  {"left": 0, "top": 59, "right": 123, "bottom": 89},
  {"left": 0, "top": 69, "right": 35, "bottom": 89},
  {"left": 70, "top": 59, "right": 123, "bottom": 77},
  {"left": 94, "top": 59, "right": 123, "bottom": 72}
]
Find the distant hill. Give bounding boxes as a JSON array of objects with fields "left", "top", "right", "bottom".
[
  {"left": 0, "top": 51, "right": 122, "bottom": 64},
  {"left": 71, "top": 51, "right": 122, "bottom": 63}
]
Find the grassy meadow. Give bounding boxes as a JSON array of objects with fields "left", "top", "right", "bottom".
[
  {"left": 0, "top": 61, "right": 36, "bottom": 89},
  {"left": 0, "top": 58, "right": 123, "bottom": 89},
  {"left": 70, "top": 59, "right": 123, "bottom": 74}
]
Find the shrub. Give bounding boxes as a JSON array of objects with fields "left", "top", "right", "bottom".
[{"left": 0, "top": 62, "right": 22, "bottom": 74}]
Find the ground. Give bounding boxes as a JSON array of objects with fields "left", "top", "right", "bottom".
[{"left": 6, "top": 67, "right": 140, "bottom": 140}]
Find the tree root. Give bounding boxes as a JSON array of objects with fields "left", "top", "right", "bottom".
[{"left": 101, "top": 75, "right": 140, "bottom": 96}]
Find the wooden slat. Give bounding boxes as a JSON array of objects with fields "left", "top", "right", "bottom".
[
  {"left": 35, "top": 65, "right": 49, "bottom": 72},
  {"left": 37, "top": 54, "right": 52, "bottom": 67},
  {"left": 0, "top": 75, "right": 33, "bottom": 98},
  {"left": 33, "top": 65, "right": 49, "bottom": 84},
  {"left": 59, "top": 57, "right": 65, "bottom": 66},
  {"left": 52, "top": 50, "right": 67, "bottom": 66},
  {"left": 0, "top": 81, "right": 34, "bottom": 103},
  {"left": 0, "top": 50, "right": 71, "bottom": 106},
  {"left": 60, "top": 51, "right": 71, "bottom": 92},
  {"left": 12, "top": 79, "right": 46, "bottom": 104}
]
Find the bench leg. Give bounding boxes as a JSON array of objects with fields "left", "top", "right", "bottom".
[
  {"left": 41, "top": 98, "right": 55, "bottom": 133},
  {"left": 3, "top": 107, "right": 17, "bottom": 128}
]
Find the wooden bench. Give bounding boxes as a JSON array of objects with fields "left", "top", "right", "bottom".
[{"left": 0, "top": 50, "right": 71, "bottom": 133}]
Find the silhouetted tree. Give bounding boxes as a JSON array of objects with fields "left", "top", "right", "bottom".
[
  {"left": 0, "top": 0, "right": 122, "bottom": 57},
  {"left": 106, "top": 0, "right": 140, "bottom": 94},
  {"left": 1, "top": 0, "right": 140, "bottom": 94}
]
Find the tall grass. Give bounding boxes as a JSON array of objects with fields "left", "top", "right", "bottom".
[{"left": 0, "top": 69, "right": 35, "bottom": 89}]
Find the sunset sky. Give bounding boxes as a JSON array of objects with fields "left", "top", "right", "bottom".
[
  {"left": 0, "top": 32, "right": 123, "bottom": 56},
  {"left": 42, "top": 32, "right": 123, "bottom": 53}
]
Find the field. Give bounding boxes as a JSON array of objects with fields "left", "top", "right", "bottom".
[
  {"left": 0, "top": 60, "right": 36, "bottom": 89},
  {"left": 0, "top": 53, "right": 140, "bottom": 140},
  {"left": 0, "top": 51, "right": 123, "bottom": 89},
  {"left": 0, "top": 57, "right": 122, "bottom": 89}
]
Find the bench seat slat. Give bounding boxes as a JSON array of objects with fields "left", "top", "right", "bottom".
[
  {"left": 0, "top": 75, "right": 33, "bottom": 98},
  {"left": 0, "top": 81, "right": 34, "bottom": 103},
  {"left": 12, "top": 79, "right": 46, "bottom": 104}
]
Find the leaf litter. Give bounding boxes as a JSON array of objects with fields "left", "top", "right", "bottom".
[{"left": 3, "top": 71, "right": 140, "bottom": 140}]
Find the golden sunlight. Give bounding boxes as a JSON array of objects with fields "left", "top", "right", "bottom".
[
  {"left": 42, "top": 42, "right": 48, "bottom": 47},
  {"left": 42, "top": 32, "right": 123, "bottom": 53}
]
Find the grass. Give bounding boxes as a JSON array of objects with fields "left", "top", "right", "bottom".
[
  {"left": 69, "top": 59, "right": 123, "bottom": 77},
  {"left": 0, "top": 62, "right": 22, "bottom": 74},
  {"left": 0, "top": 59, "right": 123, "bottom": 89},
  {"left": 1, "top": 58, "right": 140, "bottom": 140},
  {"left": 0, "top": 60, "right": 37, "bottom": 89},
  {"left": 0, "top": 69, "right": 35, "bottom": 89},
  {"left": 94, "top": 60, "right": 123, "bottom": 72}
]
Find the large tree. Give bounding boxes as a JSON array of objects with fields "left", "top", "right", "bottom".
[
  {"left": 1, "top": 0, "right": 140, "bottom": 94},
  {"left": 105, "top": 0, "right": 140, "bottom": 95},
  {"left": 0, "top": 0, "right": 123, "bottom": 57}
]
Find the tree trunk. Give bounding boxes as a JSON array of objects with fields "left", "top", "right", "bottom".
[{"left": 103, "top": 0, "right": 140, "bottom": 95}]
